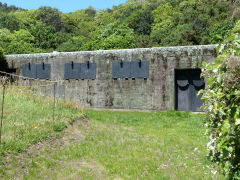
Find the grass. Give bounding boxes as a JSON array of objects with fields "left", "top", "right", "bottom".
[
  {"left": 79, "top": 110, "right": 224, "bottom": 179},
  {"left": 0, "top": 87, "right": 225, "bottom": 179},
  {"left": 0, "top": 86, "right": 84, "bottom": 156}
]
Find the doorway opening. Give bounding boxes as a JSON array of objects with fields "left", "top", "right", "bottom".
[{"left": 175, "top": 69, "right": 205, "bottom": 112}]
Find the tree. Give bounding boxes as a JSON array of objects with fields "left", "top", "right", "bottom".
[
  {"left": 227, "top": 0, "right": 240, "bottom": 19},
  {"left": 208, "top": 21, "right": 234, "bottom": 44},
  {"left": 29, "top": 22, "right": 57, "bottom": 49},
  {"left": 0, "top": 2, "right": 24, "bottom": 12},
  {"left": 14, "top": 10, "right": 38, "bottom": 29},
  {"left": 0, "top": 0, "right": 237, "bottom": 53},
  {"left": 134, "top": 34, "right": 155, "bottom": 48},
  {"left": 112, "top": 0, "right": 142, "bottom": 23},
  {"left": 12, "top": 29, "right": 34, "bottom": 43},
  {"left": 151, "top": 3, "right": 180, "bottom": 45},
  {"left": 0, "top": 28, "right": 42, "bottom": 54},
  {"left": 150, "top": 0, "right": 234, "bottom": 46},
  {"left": 0, "top": 28, "right": 12, "bottom": 50},
  {"left": 57, "top": 36, "right": 88, "bottom": 52},
  {"left": 94, "top": 10, "right": 116, "bottom": 27},
  {"left": 37, "top": 6, "right": 63, "bottom": 32},
  {"left": 92, "top": 23, "right": 136, "bottom": 50},
  {"left": 61, "top": 9, "right": 96, "bottom": 37},
  {"left": 0, "top": 12, "right": 21, "bottom": 31},
  {"left": 125, "top": 8, "right": 154, "bottom": 35},
  {"left": 6, "top": 29, "right": 42, "bottom": 54},
  {"left": 6, "top": 41, "right": 41, "bottom": 54},
  {"left": 85, "top": 6, "right": 96, "bottom": 17}
]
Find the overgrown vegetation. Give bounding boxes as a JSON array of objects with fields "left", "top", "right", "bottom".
[
  {"left": 201, "top": 21, "right": 240, "bottom": 179},
  {"left": 0, "top": 0, "right": 238, "bottom": 54},
  {"left": 0, "top": 47, "right": 7, "bottom": 71}
]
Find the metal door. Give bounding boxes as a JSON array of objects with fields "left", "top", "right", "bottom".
[{"left": 175, "top": 69, "right": 205, "bottom": 112}]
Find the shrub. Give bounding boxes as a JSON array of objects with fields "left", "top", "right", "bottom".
[
  {"left": 0, "top": 47, "right": 8, "bottom": 71},
  {"left": 0, "top": 47, "right": 5, "bottom": 61},
  {"left": 201, "top": 21, "right": 240, "bottom": 179}
]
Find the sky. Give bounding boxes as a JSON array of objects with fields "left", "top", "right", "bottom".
[{"left": 0, "top": 0, "right": 128, "bottom": 13}]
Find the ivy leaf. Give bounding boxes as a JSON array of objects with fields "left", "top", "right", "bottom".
[
  {"left": 222, "top": 120, "right": 230, "bottom": 134},
  {"left": 235, "top": 110, "right": 240, "bottom": 126}
]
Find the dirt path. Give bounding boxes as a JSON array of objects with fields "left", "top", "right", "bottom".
[{"left": 2, "top": 118, "right": 91, "bottom": 179}]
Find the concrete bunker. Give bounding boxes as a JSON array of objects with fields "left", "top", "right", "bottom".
[{"left": 5, "top": 45, "right": 217, "bottom": 112}]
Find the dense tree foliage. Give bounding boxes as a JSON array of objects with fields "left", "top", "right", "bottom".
[
  {"left": 201, "top": 21, "right": 240, "bottom": 179},
  {"left": 0, "top": 2, "right": 24, "bottom": 12},
  {"left": 0, "top": 0, "right": 238, "bottom": 54},
  {"left": 0, "top": 12, "right": 21, "bottom": 31}
]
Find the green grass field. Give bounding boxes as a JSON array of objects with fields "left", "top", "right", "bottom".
[{"left": 0, "top": 87, "right": 225, "bottom": 179}]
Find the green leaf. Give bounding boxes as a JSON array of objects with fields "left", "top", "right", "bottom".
[{"left": 222, "top": 120, "right": 230, "bottom": 134}]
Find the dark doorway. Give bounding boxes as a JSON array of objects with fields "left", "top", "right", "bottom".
[{"left": 175, "top": 69, "right": 205, "bottom": 112}]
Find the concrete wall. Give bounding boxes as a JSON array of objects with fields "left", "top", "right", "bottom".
[{"left": 6, "top": 45, "right": 217, "bottom": 111}]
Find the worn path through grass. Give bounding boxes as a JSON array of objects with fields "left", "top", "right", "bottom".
[{"left": 3, "top": 118, "right": 90, "bottom": 179}]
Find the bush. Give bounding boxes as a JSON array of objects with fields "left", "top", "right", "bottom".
[
  {"left": 0, "top": 47, "right": 7, "bottom": 71},
  {"left": 201, "top": 21, "right": 240, "bottom": 179},
  {"left": 0, "top": 47, "right": 5, "bottom": 61},
  {"left": 93, "top": 23, "right": 136, "bottom": 50},
  {"left": 57, "top": 35, "right": 87, "bottom": 52}
]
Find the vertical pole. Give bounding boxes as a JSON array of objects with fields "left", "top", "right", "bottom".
[
  {"left": 53, "top": 83, "right": 56, "bottom": 121},
  {"left": 0, "top": 85, "right": 6, "bottom": 144}
]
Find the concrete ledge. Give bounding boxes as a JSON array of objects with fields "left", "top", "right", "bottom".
[{"left": 6, "top": 44, "right": 218, "bottom": 60}]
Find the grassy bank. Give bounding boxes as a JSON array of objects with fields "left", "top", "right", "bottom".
[{"left": 0, "top": 86, "right": 84, "bottom": 156}]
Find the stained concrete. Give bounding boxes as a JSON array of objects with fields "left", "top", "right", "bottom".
[{"left": 6, "top": 45, "right": 217, "bottom": 111}]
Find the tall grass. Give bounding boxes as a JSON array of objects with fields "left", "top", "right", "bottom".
[{"left": 0, "top": 86, "right": 84, "bottom": 156}]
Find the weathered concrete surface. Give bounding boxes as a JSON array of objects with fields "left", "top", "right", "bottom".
[{"left": 6, "top": 45, "right": 217, "bottom": 111}]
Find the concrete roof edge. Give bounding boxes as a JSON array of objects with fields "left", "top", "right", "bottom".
[{"left": 6, "top": 44, "right": 219, "bottom": 60}]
